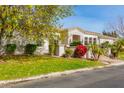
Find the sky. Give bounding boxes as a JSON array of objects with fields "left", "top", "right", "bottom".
[{"left": 60, "top": 5, "right": 124, "bottom": 33}]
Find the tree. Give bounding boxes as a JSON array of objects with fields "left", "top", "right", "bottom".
[
  {"left": 100, "top": 41, "right": 111, "bottom": 56},
  {"left": 0, "top": 5, "right": 73, "bottom": 56},
  {"left": 110, "top": 38, "right": 124, "bottom": 58},
  {"left": 0, "top": 6, "right": 22, "bottom": 45},
  {"left": 59, "top": 29, "right": 68, "bottom": 44},
  {"left": 19, "top": 6, "right": 73, "bottom": 43},
  {"left": 102, "top": 30, "right": 118, "bottom": 38},
  {"left": 104, "top": 17, "right": 124, "bottom": 38},
  {"left": 0, "top": 6, "right": 26, "bottom": 56},
  {"left": 89, "top": 44, "right": 104, "bottom": 60},
  {"left": 16, "top": 6, "right": 73, "bottom": 56}
]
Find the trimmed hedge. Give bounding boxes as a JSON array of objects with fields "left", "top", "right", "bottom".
[
  {"left": 70, "top": 41, "right": 81, "bottom": 46},
  {"left": 5, "top": 44, "right": 16, "bottom": 54},
  {"left": 49, "top": 42, "right": 59, "bottom": 56},
  {"left": 49, "top": 44, "right": 55, "bottom": 55},
  {"left": 25, "top": 44, "right": 37, "bottom": 54}
]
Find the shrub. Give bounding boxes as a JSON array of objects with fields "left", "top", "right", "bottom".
[
  {"left": 5, "top": 44, "right": 16, "bottom": 54},
  {"left": 25, "top": 44, "right": 37, "bottom": 54},
  {"left": 49, "top": 44, "right": 55, "bottom": 56},
  {"left": 70, "top": 41, "right": 81, "bottom": 46},
  {"left": 65, "top": 48, "right": 73, "bottom": 57},
  {"left": 74, "top": 44, "right": 87, "bottom": 58},
  {"left": 89, "top": 44, "right": 104, "bottom": 60},
  {"left": 100, "top": 41, "right": 110, "bottom": 48},
  {"left": 111, "top": 44, "right": 118, "bottom": 58},
  {"left": 120, "top": 47, "right": 124, "bottom": 52},
  {"left": 49, "top": 41, "right": 59, "bottom": 56},
  {"left": 54, "top": 44, "right": 59, "bottom": 55},
  {"left": 111, "top": 38, "right": 124, "bottom": 58}
]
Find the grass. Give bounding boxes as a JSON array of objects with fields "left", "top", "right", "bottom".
[
  {"left": 0, "top": 55, "right": 103, "bottom": 80},
  {"left": 118, "top": 51, "right": 124, "bottom": 60}
]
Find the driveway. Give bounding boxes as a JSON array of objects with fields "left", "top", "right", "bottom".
[{"left": 1, "top": 64, "right": 124, "bottom": 88}]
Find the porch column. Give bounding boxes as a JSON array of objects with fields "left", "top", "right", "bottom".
[{"left": 56, "top": 44, "right": 65, "bottom": 56}]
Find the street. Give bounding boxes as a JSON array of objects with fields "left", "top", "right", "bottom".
[{"left": 2, "top": 65, "right": 124, "bottom": 88}]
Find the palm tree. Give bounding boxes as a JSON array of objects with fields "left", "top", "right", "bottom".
[
  {"left": 88, "top": 44, "right": 104, "bottom": 60},
  {"left": 100, "top": 41, "right": 111, "bottom": 57},
  {"left": 111, "top": 44, "right": 118, "bottom": 58},
  {"left": 111, "top": 38, "right": 124, "bottom": 58},
  {"left": 115, "top": 38, "right": 124, "bottom": 51}
]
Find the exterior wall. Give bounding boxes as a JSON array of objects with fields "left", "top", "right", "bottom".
[
  {"left": 99, "top": 38, "right": 114, "bottom": 44},
  {"left": 68, "top": 29, "right": 85, "bottom": 45},
  {"left": 34, "top": 39, "right": 49, "bottom": 55},
  {"left": 67, "top": 28, "right": 99, "bottom": 46},
  {"left": 0, "top": 38, "right": 49, "bottom": 55},
  {"left": 83, "top": 34, "right": 99, "bottom": 45},
  {"left": 42, "top": 39, "right": 49, "bottom": 53},
  {"left": 14, "top": 39, "right": 49, "bottom": 55},
  {"left": 56, "top": 44, "right": 65, "bottom": 56},
  {"left": 84, "top": 50, "right": 93, "bottom": 59},
  {"left": 82, "top": 34, "right": 98, "bottom": 59}
]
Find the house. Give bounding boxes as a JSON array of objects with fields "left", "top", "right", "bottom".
[
  {"left": 65, "top": 27, "right": 117, "bottom": 58},
  {"left": 67, "top": 27, "right": 116, "bottom": 46}
]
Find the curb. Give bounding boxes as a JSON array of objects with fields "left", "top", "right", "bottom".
[{"left": 0, "top": 62, "right": 124, "bottom": 85}]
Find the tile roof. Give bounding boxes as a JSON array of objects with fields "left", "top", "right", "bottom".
[{"left": 68, "top": 27, "right": 117, "bottom": 40}]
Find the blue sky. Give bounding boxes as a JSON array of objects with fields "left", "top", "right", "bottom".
[{"left": 60, "top": 5, "right": 124, "bottom": 33}]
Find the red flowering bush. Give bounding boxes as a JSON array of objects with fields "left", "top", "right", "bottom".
[{"left": 74, "top": 44, "right": 87, "bottom": 58}]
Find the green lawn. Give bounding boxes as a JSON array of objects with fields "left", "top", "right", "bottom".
[
  {"left": 118, "top": 52, "right": 124, "bottom": 60},
  {"left": 0, "top": 55, "right": 103, "bottom": 80}
]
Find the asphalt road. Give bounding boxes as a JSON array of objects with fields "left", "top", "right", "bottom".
[{"left": 2, "top": 65, "right": 124, "bottom": 88}]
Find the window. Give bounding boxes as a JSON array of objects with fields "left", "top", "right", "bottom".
[
  {"left": 85, "top": 37, "right": 88, "bottom": 45},
  {"left": 89, "top": 37, "right": 92, "bottom": 44},
  {"left": 72, "top": 35, "right": 80, "bottom": 41},
  {"left": 93, "top": 38, "right": 97, "bottom": 44}
]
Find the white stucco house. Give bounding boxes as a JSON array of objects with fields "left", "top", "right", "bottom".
[
  {"left": 65, "top": 27, "right": 116, "bottom": 58},
  {"left": 67, "top": 27, "right": 116, "bottom": 46}
]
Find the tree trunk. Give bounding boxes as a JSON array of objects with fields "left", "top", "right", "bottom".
[
  {"left": 0, "top": 28, "right": 4, "bottom": 46},
  {"left": 0, "top": 28, "right": 4, "bottom": 57},
  {"left": 92, "top": 52, "right": 97, "bottom": 60},
  {"left": 97, "top": 54, "right": 101, "bottom": 60}
]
